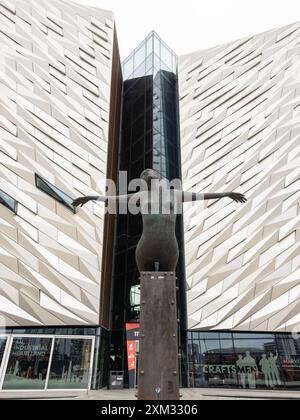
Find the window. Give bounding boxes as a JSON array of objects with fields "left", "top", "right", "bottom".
[
  {"left": 35, "top": 174, "right": 75, "bottom": 213},
  {"left": 0, "top": 338, "right": 7, "bottom": 368},
  {"left": 2, "top": 337, "right": 52, "bottom": 390},
  {"left": 130, "top": 285, "right": 140, "bottom": 309},
  {"left": 0, "top": 335, "right": 95, "bottom": 391},
  {"left": 134, "top": 43, "right": 146, "bottom": 70},
  {"left": 276, "top": 337, "right": 300, "bottom": 389},
  {"left": 0, "top": 190, "right": 17, "bottom": 214},
  {"left": 161, "top": 44, "right": 173, "bottom": 71},
  {"left": 47, "top": 338, "right": 93, "bottom": 389},
  {"left": 130, "top": 285, "right": 140, "bottom": 321},
  {"left": 146, "top": 35, "right": 153, "bottom": 57},
  {"left": 123, "top": 55, "right": 134, "bottom": 80},
  {"left": 187, "top": 332, "right": 300, "bottom": 390}
]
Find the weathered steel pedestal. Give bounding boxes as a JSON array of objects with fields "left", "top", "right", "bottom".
[{"left": 138, "top": 272, "right": 180, "bottom": 400}]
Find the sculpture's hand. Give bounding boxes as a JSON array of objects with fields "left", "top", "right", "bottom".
[
  {"left": 72, "top": 196, "right": 94, "bottom": 208},
  {"left": 227, "top": 192, "right": 247, "bottom": 203}
]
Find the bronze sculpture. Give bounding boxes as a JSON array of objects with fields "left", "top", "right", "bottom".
[{"left": 73, "top": 169, "right": 247, "bottom": 272}]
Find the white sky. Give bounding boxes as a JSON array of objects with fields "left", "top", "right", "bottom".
[{"left": 73, "top": 0, "right": 300, "bottom": 60}]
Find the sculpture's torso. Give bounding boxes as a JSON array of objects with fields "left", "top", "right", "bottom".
[{"left": 135, "top": 190, "right": 179, "bottom": 272}]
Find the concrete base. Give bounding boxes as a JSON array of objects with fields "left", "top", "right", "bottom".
[{"left": 138, "top": 272, "right": 179, "bottom": 401}]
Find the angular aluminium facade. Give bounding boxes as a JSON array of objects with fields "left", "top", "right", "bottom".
[
  {"left": 179, "top": 23, "right": 300, "bottom": 333},
  {"left": 0, "top": 0, "right": 121, "bottom": 327}
]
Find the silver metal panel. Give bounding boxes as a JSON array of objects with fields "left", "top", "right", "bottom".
[
  {"left": 0, "top": 0, "right": 117, "bottom": 326},
  {"left": 178, "top": 23, "right": 300, "bottom": 332}
]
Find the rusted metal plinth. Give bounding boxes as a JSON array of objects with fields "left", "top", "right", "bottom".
[{"left": 138, "top": 272, "right": 179, "bottom": 401}]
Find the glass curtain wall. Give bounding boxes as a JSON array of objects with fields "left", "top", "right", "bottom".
[
  {"left": 110, "top": 32, "right": 187, "bottom": 386},
  {"left": 0, "top": 333, "right": 97, "bottom": 391},
  {"left": 188, "top": 332, "right": 300, "bottom": 390},
  {"left": 2, "top": 337, "right": 52, "bottom": 390}
]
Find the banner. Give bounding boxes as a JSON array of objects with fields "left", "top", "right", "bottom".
[{"left": 126, "top": 323, "right": 140, "bottom": 388}]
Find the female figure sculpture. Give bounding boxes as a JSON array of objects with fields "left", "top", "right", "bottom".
[{"left": 73, "top": 169, "right": 247, "bottom": 272}]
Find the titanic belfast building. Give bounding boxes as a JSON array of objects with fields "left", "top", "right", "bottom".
[{"left": 0, "top": 0, "right": 300, "bottom": 392}]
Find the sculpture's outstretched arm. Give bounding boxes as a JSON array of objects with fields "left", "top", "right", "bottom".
[
  {"left": 182, "top": 191, "right": 247, "bottom": 203},
  {"left": 72, "top": 193, "right": 137, "bottom": 208}
]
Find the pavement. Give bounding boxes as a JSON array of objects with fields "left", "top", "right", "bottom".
[{"left": 0, "top": 388, "right": 300, "bottom": 400}]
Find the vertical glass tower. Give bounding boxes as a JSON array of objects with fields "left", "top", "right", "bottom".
[{"left": 109, "top": 32, "right": 187, "bottom": 386}]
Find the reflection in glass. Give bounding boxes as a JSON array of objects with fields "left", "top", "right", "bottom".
[
  {"left": 188, "top": 333, "right": 298, "bottom": 390},
  {"left": 234, "top": 338, "right": 276, "bottom": 353},
  {"left": 48, "top": 339, "right": 92, "bottom": 389},
  {"left": 3, "top": 337, "right": 52, "bottom": 390},
  {"left": 130, "top": 285, "right": 140, "bottom": 320},
  {"left": 0, "top": 190, "right": 18, "bottom": 214},
  {"left": 0, "top": 338, "right": 7, "bottom": 368},
  {"left": 277, "top": 337, "right": 300, "bottom": 388}
]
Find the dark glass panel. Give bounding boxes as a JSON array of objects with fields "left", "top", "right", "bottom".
[
  {"left": 132, "top": 115, "right": 145, "bottom": 143},
  {"left": 128, "top": 213, "right": 142, "bottom": 238},
  {"left": 145, "top": 108, "right": 153, "bottom": 131},
  {"left": 11, "top": 328, "right": 56, "bottom": 335},
  {"left": 130, "top": 157, "right": 145, "bottom": 181},
  {"left": 132, "top": 136, "right": 145, "bottom": 161},
  {"left": 133, "top": 94, "right": 145, "bottom": 120},
  {"left": 0, "top": 189, "right": 17, "bottom": 214},
  {"left": 115, "top": 35, "right": 184, "bottom": 384},
  {"left": 122, "top": 128, "right": 131, "bottom": 146},
  {"left": 65, "top": 328, "right": 96, "bottom": 336},
  {"left": 0, "top": 337, "right": 7, "bottom": 368},
  {"left": 114, "top": 253, "right": 127, "bottom": 276}
]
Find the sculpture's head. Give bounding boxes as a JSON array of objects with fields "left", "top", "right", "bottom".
[{"left": 140, "top": 169, "right": 161, "bottom": 187}]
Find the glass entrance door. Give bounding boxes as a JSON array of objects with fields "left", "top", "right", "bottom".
[{"left": 0, "top": 335, "right": 95, "bottom": 392}]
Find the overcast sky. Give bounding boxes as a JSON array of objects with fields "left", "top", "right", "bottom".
[{"left": 74, "top": 0, "right": 300, "bottom": 60}]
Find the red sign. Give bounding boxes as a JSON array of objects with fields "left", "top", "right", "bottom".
[
  {"left": 127, "top": 340, "right": 137, "bottom": 371},
  {"left": 126, "top": 323, "right": 140, "bottom": 388}
]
